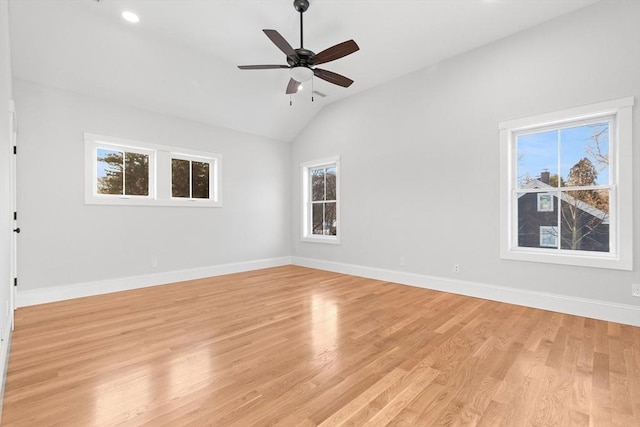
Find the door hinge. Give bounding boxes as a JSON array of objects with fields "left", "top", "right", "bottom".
[{"left": 14, "top": 278, "right": 17, "bottom": 287}]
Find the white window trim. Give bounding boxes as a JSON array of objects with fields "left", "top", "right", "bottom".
[
  {"left": 301, "top": 156, "right": 341, "bottom": 244},
  {"left": 499, "top": 97, "right": 633, "bottom": 270},
  {"left": 84, "top": 133, "right": 223, "bottom": 207}
]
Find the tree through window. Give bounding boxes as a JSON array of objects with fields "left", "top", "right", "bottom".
[
  {"left": 97, "top": 148, "right": 150, "bottom": 196},
  {"left": 310, "top": 165, "right": 337, "bottom": 235},
  {"left": 171, "top": 158, "right": 211, "bottom": 199}
]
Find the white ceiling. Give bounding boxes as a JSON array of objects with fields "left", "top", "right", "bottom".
[{"left": 8, "top": 0, "right": 599, "bottom": 142}]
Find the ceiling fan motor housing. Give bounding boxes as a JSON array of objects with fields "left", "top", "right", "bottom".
[{"left": 287, "top": 49, "right": 314, "bottom": 67}]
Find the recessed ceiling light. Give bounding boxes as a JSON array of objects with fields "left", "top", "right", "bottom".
[{"left": 122, "top": 11, "right": 139, "bottom": 23}]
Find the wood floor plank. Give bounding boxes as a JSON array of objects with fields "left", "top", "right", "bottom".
[{"left": 2, "top": 265, "right": 639, "bottom": 426}]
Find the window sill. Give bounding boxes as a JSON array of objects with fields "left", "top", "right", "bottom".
[
  {"left": 85, "top": 196, "right": 222, "bottom": 208},
  {"left": 500, "top": 247, "right": 631, "bottom": 271},
  {"left": 302, "top": 235, "right": 341, "bottom": 245}
]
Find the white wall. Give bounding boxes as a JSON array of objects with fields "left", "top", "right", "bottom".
[
  {"left": 291, "top": 1, "right": 640, "bottom": 318},
  {"left": 0, "top": 0, "right": 13, "bottom": 413},
  {"left": 14, "top": 80, "right": 291, "bottom": 295}
]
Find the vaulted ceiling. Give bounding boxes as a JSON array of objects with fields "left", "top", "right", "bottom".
[{"left": 8, "top": 0, "right": 599, "bottom": 142}]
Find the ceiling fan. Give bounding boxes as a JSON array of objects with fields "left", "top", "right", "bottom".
[{"left": 238, "top": 0, "right": 359, "bottom": 95}]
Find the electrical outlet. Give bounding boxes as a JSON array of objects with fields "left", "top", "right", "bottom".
[
  {"left": 151, "top": 258, "right": 158, "bottom": 268},
  {"left": 632, "top": 284, "right": 640, "bottom": 297},
  {"left": 453, "top": 264, "right": 460, "bottom": 274},
  {"left": 399, "top": 257, "right": 406, "bottom": 266}
]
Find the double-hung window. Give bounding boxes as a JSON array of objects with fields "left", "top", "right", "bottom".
[
  {"left": 85, "top": 133, "right": 222, "bottom": 207},
  {"left": 301, "top": 156, "right": 340, "bottom": 244},
  {"left": 499, "top": 97, "right": 633, "bottom": 270}
]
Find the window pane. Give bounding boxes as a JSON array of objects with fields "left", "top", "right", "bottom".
[
  {"left": 124, "top": 152, "right": 149, "bottom": 196},
  {"left": 192, "top": 161, "right": 210, "bottom": 199},
  {"left": 325, "top": 202, "right": 337, "bottom": 235},
  {"left": 517, "top": 130, "right": 558, "bottom": 189},
  {"left": 311, "top": 202, "right": 337, "bottom": 236},
  {"left": 560, "top": 190, "right": 609, "bottom": 252},
  {"left": 325, "top": 167, "right": 337, "bottom": 201},
  {"left": 561, "top": 122, "right": 609, "bottom": 187},
  {"left": 312, "top": 203, "right": 324, "bottom": 235},
  {"left": 311, "top": 168, "right": 325, "bottom": 201},
  {"left": 517, "top": 191, "right": 558, "bottom": 249},
  {"left": 97, "top": 148, "right": 123, "bottom": 195},
  {"left": 172, "top": 159, "right": 190, "bottom": 198}
]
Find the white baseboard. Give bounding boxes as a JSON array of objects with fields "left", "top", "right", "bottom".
[
  {"left": 16, "top": 255, "right": 639, "bottom": 327},
  {"left": 291, "top": 257, "right": 640, "bottom": 327},
  {"left": 17, "top": 256, "right": 292, "bottom": 308}
]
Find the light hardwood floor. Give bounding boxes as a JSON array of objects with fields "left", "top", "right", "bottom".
[{"left": 2, "top": 266, "right": 639, "bottom": 426}]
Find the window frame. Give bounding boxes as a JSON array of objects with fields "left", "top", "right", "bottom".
[
  {"left": 499, "top": 97, "right": 633, "bottom": 270},
  {"left": 85, "top": 133, "right": 222, "bottom": 207},
  {"left": 301, "top": 156, "right": 341, "bottom": 244}
]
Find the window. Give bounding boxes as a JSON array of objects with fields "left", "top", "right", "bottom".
[
  {"left": 539, "top": 226, "right": 558, "bottom": 248},
  {"left": 171, "top": 156, "right": 213, "bottom": 200},
  {"left": 536, "top": 193, "right": 553, "bottom": 212},
  {"left": 301, "top": 156, "right": 340, "bottom": 244},
  {"left": 85, "top": 133, "right": 222, "bottom": 207},
  {"left": 499, "top": 97, "right": 633, "bottom": 270},
  {"left": 96, "top": 146, "right": 152, "bottom": 197}
]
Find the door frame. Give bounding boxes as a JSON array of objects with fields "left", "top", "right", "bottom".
[{"left": 8, "top": 99, "right": 16, "bottom": 330}]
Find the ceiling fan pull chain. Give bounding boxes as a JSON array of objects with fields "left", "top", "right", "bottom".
[
  {"left": 311, "top": 76, "right": 314, "bottom": 102},
  {"left": 290, "top": 94, "right": 293, "bottom": 106}
]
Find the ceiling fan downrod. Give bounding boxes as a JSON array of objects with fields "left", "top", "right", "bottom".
[{"left": 294, "top": 0, "right": 310, "bottom": 48}]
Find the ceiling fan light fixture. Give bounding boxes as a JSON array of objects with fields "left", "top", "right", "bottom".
[{"left": 290, "top": 66, "right": 313, "bottom": 82}]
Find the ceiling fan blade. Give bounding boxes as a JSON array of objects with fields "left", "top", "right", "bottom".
[
  {"left": 286, "top": 78, "right": 301, "bottom": 94},
  {"left": 263, "top": 29, "right": 297, "bottom": 58},
  {"left": 311, "top": 40, "right": 359, "bottom": 65},
  {"left": 238, "top": 65, "right": 290, "bottom": 70},
  {"left": 313, "top": 68, "right": 354, "bottom": 88}
]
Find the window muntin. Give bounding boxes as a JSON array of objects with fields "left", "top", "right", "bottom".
[
  {"left": 301, "top": 157, "right": 340, "bottom": 244},
  {"left": 85, "top": 133, "right": 222, "bottom": 207},
  {"left": 499, "top": 97, "right": 633, "bottom": 270}
]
